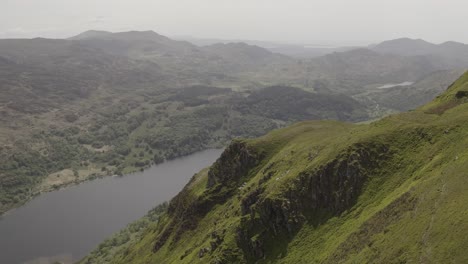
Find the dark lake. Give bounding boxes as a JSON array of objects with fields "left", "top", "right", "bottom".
[{"left": 0, "top": 149, "right": 223, "bottom": 264}]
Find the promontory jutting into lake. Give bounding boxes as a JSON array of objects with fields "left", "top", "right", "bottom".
[{"left": 0, "top": 149, "right": 222, "bottom": 264}]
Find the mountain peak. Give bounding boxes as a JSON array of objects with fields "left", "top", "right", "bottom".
[
  {"left": 69, "top": 30, "right": 167, "bottom": 42},
  {"left": 202, "top": 42, "right": 274, "bottom": 60},
  {"left": 440, "top": 40, "right": 467, "bottom": 47},
  {"left": 374, "top": 37, "right": 434, "bottom": 48},
  {"left": 371, "top": 38, "right": 437, "bottom": 56},
  {"left": 114, "top": 30, "right": 162, "bottom": 38},
  {"left": 370, "top": 38, "right": 468, "bottom": 60},
  {"left": 69, "top": 30, "right": 112, "bottom": 40}
]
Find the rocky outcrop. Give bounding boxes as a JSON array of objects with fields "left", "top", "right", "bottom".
[
  {"left": 455, "top": 90, "right": 468, "bottom": 99},
  {"left": 240, "top": 187, "right": 263, "bottom": 216},
  {"left": 236, "top": 141, "right": 392, "bottom": 260},
  {"left": 295, "top": 142, "right": 390, "bottom": 213},
  {"left": 207, "top": 140, "right": 261, "bottom": 188},
  {"left": 154, "top": 140, "right": 262, "bottom": 253}
]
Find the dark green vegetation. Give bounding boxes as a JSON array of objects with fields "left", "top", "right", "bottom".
[
  {"left": 0, "top": 31, "right": 465, "bottom": 215},
  {"left": 83, "top": 72, "right": 468, "bottom": 263}
]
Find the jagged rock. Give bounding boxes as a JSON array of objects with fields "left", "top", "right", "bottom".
[
  {"left": 198, "top": 247, "right": 209, "bottom": 258},
  {"left": 241, "top": 187, "right": 263, "bottom": 216},
  {"left": 455, "top": 90, "right": 468, "bottom": 98},
  {"left": 209, "top": 231, "right": 224, "bottom": 252},
  {"left": 154, "top": 140, "right": 262, "bottom": 253},
  {"left": 236, "top": 141, "right": 392, "bottom": 260},
  {"left": 250, "top": 238, "right": 264, "bottom": 259},
  {"left": 258, "top": 171, "right": 275, "bottom": 185},
  {"left": 207, "top": 140, "right": 261, "bottom": 188}
]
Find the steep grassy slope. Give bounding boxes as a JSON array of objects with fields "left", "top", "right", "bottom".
[{"left": 82, "top": 71, "right": 468, "bottom": 263}]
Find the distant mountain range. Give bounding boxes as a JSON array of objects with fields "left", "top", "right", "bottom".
[
  {"left": 370, "top": 38, "right": 468, "bottom": 68},
  {"left": 1, "top": 30, "right": 466, "bottom": 113},
  {"left": 177, "top": 35, "right": 468, "bottom": 61},
  {"left": 371, "top": 38, "right": 468, "bottom": 56},
  {"left": 173, "top": 35, "right": 359, "bottom": 58}
]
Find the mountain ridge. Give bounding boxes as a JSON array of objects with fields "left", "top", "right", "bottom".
[
  {"left": 371, "top": 38, "right": 468, "bottom": 67},
  {"left": 81, "top": 71, "right": 468, "bottom": 264}
]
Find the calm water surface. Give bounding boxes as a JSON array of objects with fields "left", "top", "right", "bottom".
[{"left": 0, "top": 149, "right": 222, "bottom": 264}]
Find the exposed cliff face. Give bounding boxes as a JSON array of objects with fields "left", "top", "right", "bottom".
[
  {"left": 207, "top": 140, "right": 262, "bottom": 188},
  {"left": 153, "top": 140, "right": 262, "bottom": 253},
  {"left": 296, "top": 142, "right": 391, "bottom": 213},
  {"left": 236, "top": 141, "right": 392, "bottom": 260}
]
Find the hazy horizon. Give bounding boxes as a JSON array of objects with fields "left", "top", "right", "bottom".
[{"left": 1, "top": 0, "right": 467, "bottom": 46}]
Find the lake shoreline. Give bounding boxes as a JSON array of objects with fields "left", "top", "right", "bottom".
[
  {"left": 0, "top": 147, "right": 223, "bottom": 217},
  {"left": 0, "top": 149, "right": 223, "bottom": 264}
]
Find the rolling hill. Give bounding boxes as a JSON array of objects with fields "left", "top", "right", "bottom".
[
  {"left": 371, "top": 38, "right": 468, "bottom": 69},
  {"left": 82, "top": 71, "right": 468, "bottom": 263}
]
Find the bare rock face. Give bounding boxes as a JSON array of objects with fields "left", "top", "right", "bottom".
[
  {"left": 241, "top": 187, "right": 263, "bottom": 216},
  {"left": 236, "top": 141, "right": 392, "bottom": 260},
  {"left": 154, "top": 140, "right": 262, "bottom": 254},
  {"left": 207, "top": 140, "right": 261, "bottom": 188},
  {"left": 455, "top": 90, "right": 468, "bottom": 99}
]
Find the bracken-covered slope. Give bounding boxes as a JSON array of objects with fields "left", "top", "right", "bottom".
[{"left": 83, "top": 71, "right": 468, "bottom": 263}]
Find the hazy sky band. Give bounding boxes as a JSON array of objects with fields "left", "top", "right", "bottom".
[{"left": 1, "top": 0, "right": 466, "bottom": 45}]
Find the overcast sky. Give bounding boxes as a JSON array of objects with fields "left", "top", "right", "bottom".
[{"left": 1, "top": 0, "right": 466, "bottom": 45}]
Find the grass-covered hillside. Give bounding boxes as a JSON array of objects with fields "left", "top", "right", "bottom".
[{"left": 82, "top": 71, "right": 468, "bottom": 263}]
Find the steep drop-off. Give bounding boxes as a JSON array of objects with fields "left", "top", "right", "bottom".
[{"left": 82, "top": 71, "right": 468, "bottom": 263}]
